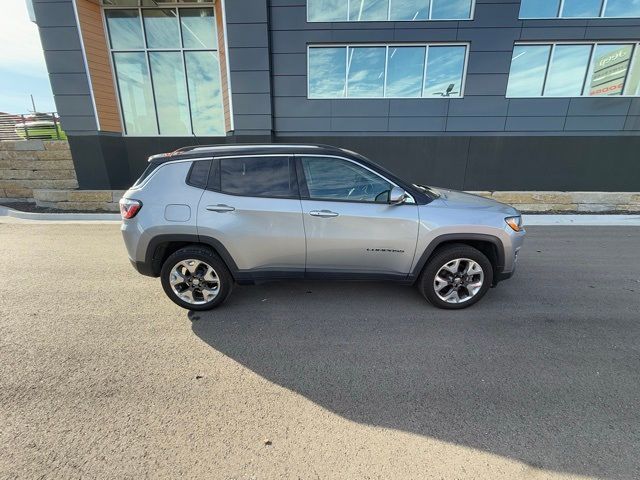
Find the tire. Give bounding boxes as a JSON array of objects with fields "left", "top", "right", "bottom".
[
  {"left": 160, "top": 246, "right": 233, "bottom": 311},
  {"left": 419, "top": 244, "right": 493, "bottom": 310}
]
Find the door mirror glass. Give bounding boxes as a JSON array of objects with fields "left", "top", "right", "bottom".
[{"left": 389, "top": 186, "right": 409, "bottom": 205}]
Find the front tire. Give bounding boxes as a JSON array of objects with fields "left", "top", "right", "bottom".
[
  {"left": 419, "top": 244, "right": 493, "bottom": 310},
  {"left": 160, "top": 246, "right": 233, "bottom": 311}
]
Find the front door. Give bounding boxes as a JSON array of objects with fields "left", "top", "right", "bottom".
[{"left": 297, "top": 155, "right": 419, "bottom": 276}]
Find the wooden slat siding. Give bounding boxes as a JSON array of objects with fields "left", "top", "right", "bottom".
[
  {"left": 76, "top": 0, "right": 122, "bottom": 133},
  {"left": 215, "top": 1, "right": 232, "bottom": 133}
]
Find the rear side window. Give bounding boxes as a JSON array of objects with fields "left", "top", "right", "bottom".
[
  {"left": 132, "top": 162, "right": 160, "bottom": 187},
  {"left": 220, "top": 156, "right": 297, "bottom": 198},
  {"left": 186, "top": 160, "right": 212, "bottom": 189}
]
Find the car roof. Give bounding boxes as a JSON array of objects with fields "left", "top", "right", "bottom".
[{"left": 148, "top": 143, "right": 349, "bottom": 163}]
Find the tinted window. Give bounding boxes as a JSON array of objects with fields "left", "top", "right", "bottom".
[
  {"left": 301, "top": 157, "right": 393, "bottom": 203},
  {"left": 220, "top": 157, "right": 295, "bottom": 198},
  {"left": 186, "top": 160, "right": 211, "bottom": 189}
]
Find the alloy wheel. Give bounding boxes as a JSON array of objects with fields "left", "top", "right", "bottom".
[
  {"left": 433, "top": 258, "right": 484, "bottom": 304},
  {"left": 169, "top": 259, "right": 220, "bottom": 305}
]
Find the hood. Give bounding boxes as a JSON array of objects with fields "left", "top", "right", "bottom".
[{"left": 428, "top": 187, "right": 518, "bottom": 216}]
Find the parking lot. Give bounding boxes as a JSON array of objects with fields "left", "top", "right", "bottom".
[{"left": 1, "top": 221, "right": 639, "bottom": 479}]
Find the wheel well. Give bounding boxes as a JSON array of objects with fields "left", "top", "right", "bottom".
[
  {"left": 429, "top": 239, "right": 501, "bottom": 276},
  {"left": 151, "top": 241, "right": 223, "bottom": 277}
]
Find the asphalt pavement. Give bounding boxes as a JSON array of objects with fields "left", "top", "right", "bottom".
[{"left": 1, "top": 222, "right": 639, "bottom": 479}]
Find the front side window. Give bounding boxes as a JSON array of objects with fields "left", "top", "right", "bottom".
[
  {"left": 519, "top": 0, "right": 640, "bottom": 18},
  {"left": 220, "top": 157, "right": 296, "bottom": 198},
  {"left": 105, "top": 5, "right": 224, "bottom": 136},
  {"left": 308, "top": 44, "right": 468, "bottom": 99},
  {"left": 301, "top": 157, "right": 393, "bottom": 203},
  {"left": 506, "top": 42, "right": 640, "bottom": 97},
  {"left": 307, "top": 0, "right": 473, "bottom": 21}
]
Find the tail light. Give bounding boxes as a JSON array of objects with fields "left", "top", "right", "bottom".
[{"left": 119, "top": 198, "right": 142, "bottom": 219}]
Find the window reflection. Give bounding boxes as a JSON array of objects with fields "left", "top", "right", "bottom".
[
  {"left": 180, "top": 8, "right": 216, "bottom": 49},
  {"left": 544, "top": 45, "right": 592, "bottom": 96},
  {"left": 307, "top": 0, "right": 348, "bottom": 21},
  {"left": 347, "top": 47, "right": 386, "bottom": 97},
  {"left": 628, "top": 48, "right": 640, "bottom": 96},
  {"left": 561, "top": 0, "right": 602, "bottom": 17},
  {"left": 143, "top": 9, "right": 180, "bottom": 49},
  {"left": 521, "top": 0, "right": 640, "bottom": 17},
  {"left": 423, "top": 46, "right": 465, "bottom": 97},
  {"left": 105, "top": 10, "right": 144, "bottom": 49},
  {"left": 605, "top": 0, "right": 640, "bottom": 17},
  {"left": 308, "top": 48, "right": 346, "bottom": 98},
  {"left": 506, "top": 45, "right": 549, "bottom": 97},
  {"left": 586, "top": 44, "right": 634, "bottom": 96},
  {"left": 348, "top": 0, "right": 389, "bottom": 21},
  {"left": 389, "top": 0, "right": 429, "bottom": 20},
  {"left": 386, "top": 47, "right": 425, "bottom": 97},
  {"left": 113, "top": 52, "right": 157, "bottom": 135},
  {"left": 149, "top": 52, "right": 191, "bottom": 135},
  {"left": 185, "top": 51, "right": 224, "bottom": 135},
  {"left": 430, "top": 0, "right": 473, "bottom": 19},
  {"left": 519, "top": 0, "right": 561, "bottom": 18}
]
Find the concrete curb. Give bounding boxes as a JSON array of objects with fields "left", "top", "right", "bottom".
[{"left": 0, "top": 205, "right": 120, "bottom": 222}]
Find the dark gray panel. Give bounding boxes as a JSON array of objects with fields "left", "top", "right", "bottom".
[
  {"left": 33, "top": 1, "right": 76, "bottom": 27},
  {"left": 585, "top": 26, "right": 640, "bottom": 39},
  {"left": 59, "top": 115, "right": 98, "bottom": 132},
  {"left": 272, "top": 75, "right": 307, "bottom": 97},
  {"left": 55, "top": 95, "right": 95, "bottom": 116},
  {"left": 44, "top": 50, "right": 86, "bottom": 74},
  {"left": 389, "top": 99, "right": 449, "bottom": 117},
  {"left": 225, "top": 0, "right": 268, "bottom": 24},
  {"left": 271, "top": 30, "right": 331, "bottom": 53},
  {"left": 226, "top": 24, "right": 269, "bottom": 48},
  {"left": 331, "top": 29, "right": 396, "bottom": 42},
  {"left": 467, "top": 51, "right": 512, "bottom": 74},
  {"left": 331, "top": 100, "right": 389, "bottom": 117},
  {"left": 389, "top": 117, "right": 446, "bottom": 132},
  {"left": 458, "top": 29, "right": 520, "bottom": 51},
  {"left": 564, "top": 116, "right": 627, "bottom": 131},
  {"left": 49, "top": 73, "right": 91, "bottom": 95},
  {"left": 229, "top": 48, "right": 270, "bottom": 71},
  {"left": 448, "top": 96, "right": 509, "bottom": 116},
  {"left": 464, "top": 74, "right": 509, "bottom": 96},
  {"left": 269, "top": 5, "right": 307, "bottom": 30},
  {"left": 446, "top": 117, "right": 506, "bottom": 132},
  {"left": 505, "top": 117, "right": 567, "bottom": 131},
  {"left": 273, "top": 97, "right": 331, "bottom": 117},
  {"left": 230, "top": 71, "right": 271, "bottom": 94},
  {"left": 463, "top": 2, "right": 521, "bottom": 28},
  {"left": 233, "top": 114, "right": 273, "bottom": 130},
  {"left": 507, "top": 98, "right": 570, "bottom": 117},
  {"left": 39, "top": 26, "right": 82, "bottom": 51},
  {"left": 274, "top": 117, "right": 332, "bottom": 131},
  {"left": 392, "top": 29, "right": 458, "bottom": 42},
  {"left": 624, "top": 116, "right": 640, "bottom": 131},
  {"left": 331, "top": 117, "right": 388, "bottom": 132},
  {"left": 232, "top": 94, "right": 273, "bottom": 115},
  {"left": 567, "top": 98, "right": 632, "bottom": 116},
  {"left": 520, "top": 27, "right": 586, "bottom": 40},
  {"left": 271, "top": 53, "right": 306, "bottom": 76},
  {"left": 629, "top": 99, "right": 640, "bottom": 116}
]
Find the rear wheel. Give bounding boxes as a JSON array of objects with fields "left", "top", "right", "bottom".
[
  {"left": 419, "top": 244, "right": 493, "bottom": 310},
  {"left": 160, "top": 246, "right": 232, "bottom": 311}
]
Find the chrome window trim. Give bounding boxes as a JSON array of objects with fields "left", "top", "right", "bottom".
[
  {"left": 306, "top": 0, "right": 476, "bottom": 22},
  {"left": 507, "top": 41, "right": 640, "bottom": 98},
  {"left": 307, "top": 42, "right": 470, "bottom": 99}
]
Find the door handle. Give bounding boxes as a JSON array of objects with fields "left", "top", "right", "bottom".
[
  {"left": 309, "top": 209, "right": 339, "bottom": 218},
  {"left": 206, "top": 204, "right": 235, "bottom": 213}
]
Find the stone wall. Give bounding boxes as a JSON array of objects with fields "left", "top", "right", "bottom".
[{"left": 473, "top": 192, "right": 640, "bottom": 213}]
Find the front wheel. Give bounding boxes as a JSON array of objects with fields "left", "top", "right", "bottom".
[
  {"left": 419, "top": 244, "right": 493, "bottom": 310},
  {"left": 160, "top": 246, "right": 233, "bottom": 311}
]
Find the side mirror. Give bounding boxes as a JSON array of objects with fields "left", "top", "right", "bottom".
[{"left": 389, "top": 186, "right": 409, "bottom": 205}]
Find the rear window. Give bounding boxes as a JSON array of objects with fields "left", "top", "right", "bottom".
[
  {"left": 186, "top": 160, "right": 212, "bottom": 189},
  {"left": 132, "top": 161, "right": 160, "bottom": 187},
  {"left": 220, "top": 156, "right": 296, "bottom": 198}
]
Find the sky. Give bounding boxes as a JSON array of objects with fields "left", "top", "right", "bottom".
[{"left": 0, "top": 0, "right": 56, "bottom": 114}]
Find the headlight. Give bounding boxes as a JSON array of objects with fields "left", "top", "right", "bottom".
[{"left": 505, "top": 216, "right": 523, "bottom": 232}]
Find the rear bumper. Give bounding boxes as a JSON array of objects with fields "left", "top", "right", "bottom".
[{"left": 129, "top": 258, "right": 156, "bottom": 277}]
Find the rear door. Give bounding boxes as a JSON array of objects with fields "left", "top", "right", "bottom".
[
  {"left": 196, "top": 155, "right": 306, "bottom": 276},
  {"left": 297, "top": 155, "right": 420, "bottom": 277}
]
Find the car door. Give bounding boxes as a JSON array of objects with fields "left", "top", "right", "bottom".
[
  {"left": 297, "top": 155, "right": 420, "bottom": 277},
  {"left": 196, "top": 155, "right": 306, "bottom": 277}
]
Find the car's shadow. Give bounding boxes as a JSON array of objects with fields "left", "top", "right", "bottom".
[{"left": 190, "top": 231, "right": 640, "bottom": 479}]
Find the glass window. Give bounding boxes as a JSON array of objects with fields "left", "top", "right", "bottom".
[
  {"left": 561, "top": 0, "right": 603, "bottom": 17},
  {"left": 112, "top": 52, "right": 158, "bottom": 135},
  {"left": 105, "top": 10, "right": 144, "bottom": 49},
  {"left": 348, "top": 0, "right": 389, "bottom": 21},
  {"left": 180, "top": 8, "right": 216, "bottom": 49},
  {"left": 627, "top": 48, "right": 640, "bottom": 96},
  {"left": 604, "top": 0, "right": 640, "bottom": 17},
  {"left": 143, "top": 9, "right": 180, "bottom": 48},
  {"left": 220, "top": 157, "right": 295, "bottom": 198},
  {"left": 430, "top": 0, "right": 473, "bottom": 19},
  {"left": 506, "top": 45, "right": 551, "bottom": 97},
  {"left": 307, "top": 0, "right": 348, "bottom": 21},
  {"left": 544, "top": 45, "right": 592, "bottom": 96},
  {"left": 301, "top": 157, "right": 393, "bottom": 203},
  {"left": 389, "top": 0, "right": 429, "bottom": 20},
  {"left": 585, "top": 44, "right": 634, "bottom": 96},
  {"left": 423, "top": 46, "right": 465, "bottom": 97},
  {"left": 519, "top": 0, "right": 560, "bottom": 18},
  {"left": 347, "top": 47, "right": 386, "bottom": 97},
  {"left": 149, "top": 52, "right": 191, "bottom": 135},
  {"left": 187, "top": 160, "right": 211, "bottom": 189},
  {"left": 185, "top": 51, "right": 224, "bottom": 135},
  {"left": 308, "top": 48, "right": 346, "bottom": 98},
  {"left": 386, "top": 47, "right": 425, "bottom": 97}
]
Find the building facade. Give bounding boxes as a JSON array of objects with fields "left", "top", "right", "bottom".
[{"left": 31, "top": 0, "right": 640, "bottom": 192}]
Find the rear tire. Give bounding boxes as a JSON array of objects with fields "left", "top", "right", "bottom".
[
  {"left": 161, "top": 246, "right": 233, "bottom": 311},
  {"left": 419, "top": 244, "right": 493, "bottom": 310}
]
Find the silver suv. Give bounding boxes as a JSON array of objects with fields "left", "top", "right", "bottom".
[{"left": 120, "top": 144, "right": 525, "bottom": 311}]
